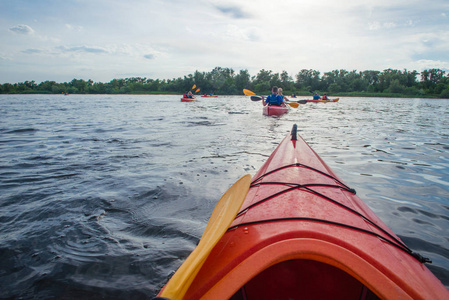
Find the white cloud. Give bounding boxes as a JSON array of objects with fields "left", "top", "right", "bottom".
[
  {"left": 224, "top": 25, "right": 260, "bottom": 42},
  {"left": 415, "top": 59, "right": 449, "bottom": 71},
  {"left": 57, "top": 45, "right": 109, "bottom": 54},
  {"left": 1, "top": 0, "right": 448, "bottom": 83},
  {"left": 65, "top": 24, "right": 84, "bottom": 32},
  {"left": 214, "top": 4, "right": 252, "bottom": 19},
  {"left": 9, "top": 24, "right": 35, "bottom": 35},
  {"left": 22, "top": 49, "right": 43, "bottom": 54},
  {"left": 368, "top": 22, "right": 381, "bottom": 31},
  {"left": 383, "top": 22, "right": 397, "bottom": 29}
]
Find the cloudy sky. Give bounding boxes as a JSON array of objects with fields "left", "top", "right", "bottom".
[{"left": 1, "top": 0, "right": 448, "bottom": 83}]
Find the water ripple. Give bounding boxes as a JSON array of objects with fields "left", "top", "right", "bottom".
[{"left": 0, "top": 95, "right": 448, "bottom": 298}]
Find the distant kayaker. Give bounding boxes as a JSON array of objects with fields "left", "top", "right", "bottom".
[
  {"left": 322, "top": 94, "right": 329, "bottom": 100},
  {"left": 313, "top": 93, "right": 321, "bottom": 100},
  {"left": 264, "top": 86, "right": 284, "bottom": 106}
]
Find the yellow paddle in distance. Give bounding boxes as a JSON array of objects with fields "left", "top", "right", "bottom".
[
  {"left": 243, "top": 88, "right": 256, "bottom": 96},
  {"left": 159, "top": 174, "right": 252, "bottom": 300},
  {"left": 286, "top": 101, "right": 299, "bottom": 108}
]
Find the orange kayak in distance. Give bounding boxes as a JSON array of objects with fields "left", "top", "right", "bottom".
[{"left": 156, "top": 124, "right": 449, "bottom": 300}]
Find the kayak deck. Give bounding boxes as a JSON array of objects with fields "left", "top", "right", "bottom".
[{"left": 157, "top": 124, "right": 449, "bottom": 300}]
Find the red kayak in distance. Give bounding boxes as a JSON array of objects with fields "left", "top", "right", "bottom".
[
  {"left": 181, "top": 97, "right": 195, "bottom": 102},
  {"left": 156, "top": 124, "right": 449, "bottom": 300},
  {"left": 262, "top": 96, "right": 289, "bottom": 116},
  {"left": 201, "top": 95, "right": 218, "bottom": 98},
  {"left": 263, "top": 104, "right": 289, "bottom": 116},
  {"left": 307, "top": 98, "right": 339, "bottom": 103}
]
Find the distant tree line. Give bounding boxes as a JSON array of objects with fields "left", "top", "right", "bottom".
[{"left": 1, "top": 67, "right": 449, "bottom": 98}]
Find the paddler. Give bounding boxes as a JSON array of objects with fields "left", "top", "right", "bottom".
[
  {"left": 264, "top": 86, "right": 284, "bottom": 106},
  {"left": 313, "top": 92, "right": 321, "bottom": 100},
  {"left": 278, "top": 88, "right": 289, "bottom": 103}
]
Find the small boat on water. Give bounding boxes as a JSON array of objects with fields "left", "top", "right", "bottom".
[
  {"left": 155, "top": 124, "right": 449, "bottom": 300},
  {"left": 262, "top": 95, "right": 289, "bottom": 116},
  {"left": 263, "top": 104, "right": 289, "bottom": 116},
  {"left": 307, "top": 98, "right": 339, "bottom": 103},
  {"left": 322, "top": 98, "right": 339, "bottom": 102},
  {"left": 201, "top": 95, "right": 218, "bottom": 98},
  {"left": 181, "top": 97, "right": 195, "bottom": 102}
]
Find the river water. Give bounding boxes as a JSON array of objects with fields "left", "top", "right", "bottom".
[{"left": 1, "top": 94, "right": 448, "bottom": 298}]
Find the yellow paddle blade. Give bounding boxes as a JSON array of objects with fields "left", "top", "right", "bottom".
[
  {"left": 192, "top": 84, "right": 196, "bottom": 90},
  {"left": 333, "top": 98, "right": 339, "bottom": 102},
  {"left": 160, "top": 174, "right": 252, "bottom": 300},
  {"left": 195, "top": 88, "right": 200, "bottom": 93},
  {"left": 243, "top": 89, "right": 256, "bottom": 96},
  {"left": 287, "top": 102, "right": 299, "bottom": 108}
]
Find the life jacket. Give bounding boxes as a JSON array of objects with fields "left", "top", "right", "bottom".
[{"left": 267, "top": 94, "right": 282, "bottom": 105}]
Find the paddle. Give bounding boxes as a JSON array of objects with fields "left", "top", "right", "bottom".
[
  {"left": 244, "top": 89, "right": 301, "bottom": 108},
  {"left": 250, "top": 95, "right": 306, "bottom": 106},
  {"left": 182, "top": 85, "right": 197, "bottom": 99},
  {"left": 243, "top": 89, "right": 255, "bottom": 96},
  {"left": 285, "top": 101, "right": 299, "bottom": 108},
  {"left": 159, "top": 174, "right": 252, "bottom": 300},
  {"left": 292, "top": 100, "right": 308, "bottom": 104},
  {"left": 280, "top": 95, "right": 300, "bottom": 108}
]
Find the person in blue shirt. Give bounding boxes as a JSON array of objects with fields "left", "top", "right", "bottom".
[
  {"left": 264, "top": 86, "right": 284, "bottom": 106},
  {"left": 313, "top": 92, "right": 321, "bottom": 100}
]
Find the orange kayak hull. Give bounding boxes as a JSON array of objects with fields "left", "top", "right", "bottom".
[{"left": 158, "top": 125, "right": 449, "bottom": 300}]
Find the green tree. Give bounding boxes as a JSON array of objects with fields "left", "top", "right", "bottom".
[
  {"left": 328, "top": 83, "right": 342, "bottom": 94},
  {"left": 295, "top": 69, "right": 320, "bottom": 91},
  {"left": 421, "top": 69, "right": 446, "bottom": 93},
  {"left": 254, "top": 69, "right": 274, "bottom": 93},
  {"left": 69, "top": 79, "right": 89, "bottom": 93},
  {"left": 280, "top": 70, "right": 294, "bottom": 91},
  {"left": 234, "top": 69, "right": 251, "bottom": 92},
  {"left": 388, "top": 79, "right": 405, "bottom": 93},
  {"left": 208, "top": 67, "right": 234, "bottom": 93},
  {"left": 362, "top": 70, "right": 380, "bottom": 86}
]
